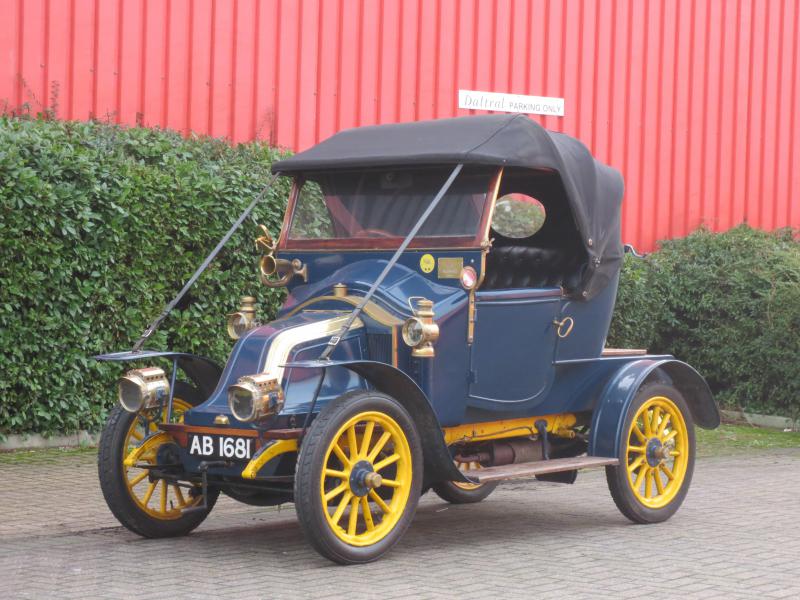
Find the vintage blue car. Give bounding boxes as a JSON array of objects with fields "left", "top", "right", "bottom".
[{"left": 96, "top": 114, "right": 720, "bottom": 564}]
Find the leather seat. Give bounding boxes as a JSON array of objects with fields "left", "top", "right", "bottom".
[{"left": 483, "top": 246, "right": 583, "bottom": 291}]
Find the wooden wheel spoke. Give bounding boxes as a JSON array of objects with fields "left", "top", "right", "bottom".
[
  {"left": 373, "top": 453, "right": 400, "bottom": 472},
  {"left": 643, "top": 413, "right": 653, "bottom": 436},
  {"left": 650, "top": 407, "right": 661, "bottom": 436},
  {"left": 381, "top": 478, "right": 401, "bottom": 488},
  {"left": 347, "top": 425, "right": 359, "bottom": 462},
  {"left": 160, "top": 480, "right": 168, "bottom": 513},
  {"left": 130, "top": 429, "right": 144, "bottom": 442},
  {"left": 654, "top": 470, "right": 665, "bottom": 495},
  {"left": 632, "top": 423, "right": 647, "bottom": 443},
  {"left": 669, "top": 450, "right": 680, "bottom": 457},
  {"left": 347, "top": 497, "right": 359, "bottom": 536},
  {"left": 369, "top": 489, "right": 391, "bottom": 514},
  {"left": 360, "top": 421, "right": 375, "bottom": 458},
  {"left": 644, "top": 469, "right": 653, "bottom": 498},
  {"left": 128, "top": 471, "right": 148, "bottom": 487},
  {"left": 324, "top": 468, "right": 349, "bottom": 480},
  {"left": 332, "top": 441, "right": 351, "bottom": 467},
  {"left": 657, "top": 414, "right": 671, "bottom": 437},
  {"left": 173, "top": 485, "right": 187, "bottom": 507},
  {"left": 142, "top": 482, "right": 157, "bottom": 506},
  {"left": 361, "top": 496, "right": 375, "bottom": 530},
  {"left": 332, "top": 491, "right": 353, "bottom": 524},
  {"left": 367, "top": 432, "right": 392, "bottom": 463},
  {"left": 633, "top": 465, "right": 648, "bottom": 490},
  {"left": 662, "top": 430, "right": 678, "bottom": 443},
  {"left": 660, "top": 463, "right": 675, "bottom": 481},
  {"left": 324, "top": 482, "right": 349, "bottom": 502},
  {"left": 627, "top": 455, "right": 645, "bottom": 473},
  {"left": 628, "top": 445, "right": 646, "bottom": 455}
]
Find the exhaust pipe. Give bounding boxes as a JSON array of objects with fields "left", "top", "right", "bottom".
[{"left": 454, "top": 439, "right": 543, "bottom": 468}]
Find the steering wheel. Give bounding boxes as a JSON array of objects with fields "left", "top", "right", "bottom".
[{"left": 353, "top": 228, "right": 394, "bottom": 238}]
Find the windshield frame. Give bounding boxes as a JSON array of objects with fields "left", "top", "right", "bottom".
[{"left": 277, "top": 167, "right": 503, "bottom": 251}]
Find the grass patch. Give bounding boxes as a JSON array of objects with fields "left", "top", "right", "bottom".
[
  {"left": 1, "top": 425, "right": 797, "bottom": 464},
  {"left": 0, "top": 445, "right": 97, "bottom": 465},
  {"left": 697, "top": 424, "right": 800, "bottom": 457}
]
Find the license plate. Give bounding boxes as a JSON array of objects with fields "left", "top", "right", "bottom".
[{"left": 188, "top": 434, "right": 254, "bottom": 461}]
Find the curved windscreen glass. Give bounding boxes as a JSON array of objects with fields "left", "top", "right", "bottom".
[{"left": 288, "top": 166, "right": 494, "bottom": 244}]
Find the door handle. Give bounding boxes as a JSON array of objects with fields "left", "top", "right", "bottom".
[{"left": 553, "top": 316, "right": 574, "bottom": 338}]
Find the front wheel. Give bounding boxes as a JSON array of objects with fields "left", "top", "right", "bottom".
[
  {"left": 605, "top": 383, "right": 696, "bottom": 524},
  {"left": 98, "top": 382, "right": 219, "bottom": 538},
  {"left": 294, "top": 390, "right": 423, "bottom": 564}
]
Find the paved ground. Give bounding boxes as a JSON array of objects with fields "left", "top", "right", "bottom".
[{"left": 0, "top": 449, "right": 798, "bottom": 599}]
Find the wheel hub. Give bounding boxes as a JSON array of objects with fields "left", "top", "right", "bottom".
[
  {"left": 349, "top": 460, "right": 382, "bottom": 497},
  {"left": 645, "top": 438, "right": 664, "bottom": 467}
]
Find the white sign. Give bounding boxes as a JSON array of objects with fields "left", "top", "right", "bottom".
[{"left": 458, "top": 89, "right": 565, "bottom": 117}]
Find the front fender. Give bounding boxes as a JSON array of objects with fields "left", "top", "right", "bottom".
[
  {"left": 285, "top": 359, "right": 467, "bottom": 485},
  {"left": 94, "top": 350, "right": 223, "bottom": 400},
  {"left": 589, "top": 359, "right": 719, "bottom": 458}
]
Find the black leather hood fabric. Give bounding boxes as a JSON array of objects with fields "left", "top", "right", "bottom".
[{"left": 273, "top": 114, "right": 624, "bottom": 300}]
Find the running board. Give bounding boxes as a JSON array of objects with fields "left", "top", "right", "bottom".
[{"left": 464, "top": 456, "right": 619, "bottom": 483}]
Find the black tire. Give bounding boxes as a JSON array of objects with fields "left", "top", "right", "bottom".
[
  {"left": 98, "top": 381, "right": 219, "bottom": 538},
  {"left": 432, "top": 458, "right": 499, "bottom": 504},
  {"left": 605, "top": 383, "right": 696, "bottom": 524},
  {"left": 294, "top": 390, "right": 423, "bottom": 564}
]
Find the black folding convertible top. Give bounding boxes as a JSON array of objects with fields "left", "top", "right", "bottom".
[{"left": 273, "top": 114, "right": 624, "bottom": 300}]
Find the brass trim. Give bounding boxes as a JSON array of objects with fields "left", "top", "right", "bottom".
[
  {"left": 332, "top": 283, "right": 348, "bottom": 297},
  {"left": 391, "top": 325, "right": 399, "bottom": 367},
  {"left": 554, "top": 316, "right": 575, "bottom": 338},
  {"left": 284, "top": 294, "right": 402, "bottom": 327},
  {"left": 262, "top": 314, "right": 364, "bottom": 383},
  {"left": 468, "top": 168, "right": 502, "bottom": 345},
  {"left": 480, "top": 166, "right": 504, "bottom": 247},
  {"left": 213, "top": 415, "right": 230, "bottom": 426},
  {"left": 437, "top": 256, "right": 464, "bottom": 279}
]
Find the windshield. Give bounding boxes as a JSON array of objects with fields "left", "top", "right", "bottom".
[{"left": 286, "top": 166, "right": 495, "bottom": 248}]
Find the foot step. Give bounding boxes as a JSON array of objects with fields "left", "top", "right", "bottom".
[{"left": 464, "top": 456, "right": 619, "bottom": 483}]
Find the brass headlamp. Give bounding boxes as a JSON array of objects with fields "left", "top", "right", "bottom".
[
  {"left": 117, "top": 367, "right": 170, "bottom": 413},
  {"left": 227, "top": 373, "right": 285, "bottom": 422},
  {"left": 402, "top": 298, "right": 439, "bottom": 358},
  {"left": 227, "top": 296, "right": 259, "bottom": 340}
]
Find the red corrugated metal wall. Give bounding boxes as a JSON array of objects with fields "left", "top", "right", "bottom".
[{"left": 2, "top": 0, "right": 798, "bottom": 250}]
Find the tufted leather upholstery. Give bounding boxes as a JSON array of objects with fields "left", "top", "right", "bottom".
[{"left": 482, "top": 246, "right": 583, "bottom": 290}]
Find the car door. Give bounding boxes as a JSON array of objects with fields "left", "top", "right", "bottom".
[{"left": 467, "top": 288, "right": 561, "bottom": 410}]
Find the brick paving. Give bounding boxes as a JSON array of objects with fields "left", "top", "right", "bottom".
[{"left": 0, "top": 449, "right": 798, "bottom": 599}]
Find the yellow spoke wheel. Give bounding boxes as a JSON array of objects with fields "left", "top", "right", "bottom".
[
  {"left": 452, "top": 460, "right": 484, "bottom": 491},
  {"left": 122, "top": 398, "right": 201, "bottom": 519},
  {"left": 294, "top": 390, "right": 423, "bottom": 565},
  {"left": 319, "top": 411, "right": 413, "bottom": 546},
  {"left": 432, "top": 450, "right": 499, "bottom": 504},
  {"left": 98, "top": 381, "right": 218, "bottom": 538},
  {"left": 606, "top": 383, "right": 696, "bottom": 524},
  {"left": 625, "top": 396, "right": 689, "bottom": 509}
]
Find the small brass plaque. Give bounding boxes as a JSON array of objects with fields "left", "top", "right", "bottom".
[{"left": 437, "top": 257, "right": 463, "bottom": 279}]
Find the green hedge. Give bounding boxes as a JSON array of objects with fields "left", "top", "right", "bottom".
[
  {"left": 609, "top": 225, "right": 800, "bottom": 420},
  {"left": 1, "top": 117, "right": 797, "bottom": 436},
  {"left": 0, "top": 117, "right": 290, "bottom": 435}
]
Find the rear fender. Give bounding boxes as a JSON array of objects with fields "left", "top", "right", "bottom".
[
  {"left": 589, "top": 358, "right": 719, "bottom": 458},
  {"left": 94, "top": 350, "right": 223, "bottom": 400},
  {"left": 286, "top": 359, "right": 467, "bottom": 485}
]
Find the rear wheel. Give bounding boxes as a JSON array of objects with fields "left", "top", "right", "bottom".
[
  {"left": 432, "top": 458, "right": 499, "bottom": 504},
  {"left": 605, "top": 383, "right": 695, "bottom": 524},
  {"left": 98, "top": 381, "right": 218, "bottom": 538},
  {"left": 294, "top": 390, "right": 422, "bottom": 564}
]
